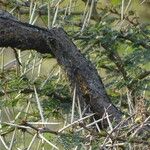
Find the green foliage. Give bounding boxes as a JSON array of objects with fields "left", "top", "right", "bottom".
[
  {"left": 0, "top": 0, "right": 150, "bottom": 149},
  {"left": 58, "top": 133, "right": 84, "bottom": 150},
  {"left": 75, "top": 22, "right": 150, "bottom": 95}
]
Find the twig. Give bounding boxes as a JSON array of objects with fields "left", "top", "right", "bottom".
[{"left": 58, "top": 113, "right": 95, "bottom": 132}]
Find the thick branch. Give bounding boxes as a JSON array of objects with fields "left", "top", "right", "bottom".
[{"left": 0, "top": 10, "right": 122, "bottom": 127}]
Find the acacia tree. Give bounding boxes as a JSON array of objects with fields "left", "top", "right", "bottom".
[
  {"left": 0, "top": 9, "right": 122, "bottom": 126},
  {"left": 0, "top": 0, "right": 149, "bottom": 149}
]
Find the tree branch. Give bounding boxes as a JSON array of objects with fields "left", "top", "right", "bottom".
[{"left": 0, "top": 10, "right": 122, "bottom": 127}]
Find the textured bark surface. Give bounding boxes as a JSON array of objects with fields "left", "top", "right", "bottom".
[{"left": 0, "top": 10, "right": 122, "bottom": 127}]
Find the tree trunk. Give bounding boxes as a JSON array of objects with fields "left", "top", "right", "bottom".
[{"left": 0, "top": 10, "right": 122, "bottom": 127}]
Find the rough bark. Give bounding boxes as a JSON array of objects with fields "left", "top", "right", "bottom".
[{"left": 0, "top": 10, "right": 122, "bottom": 127}]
